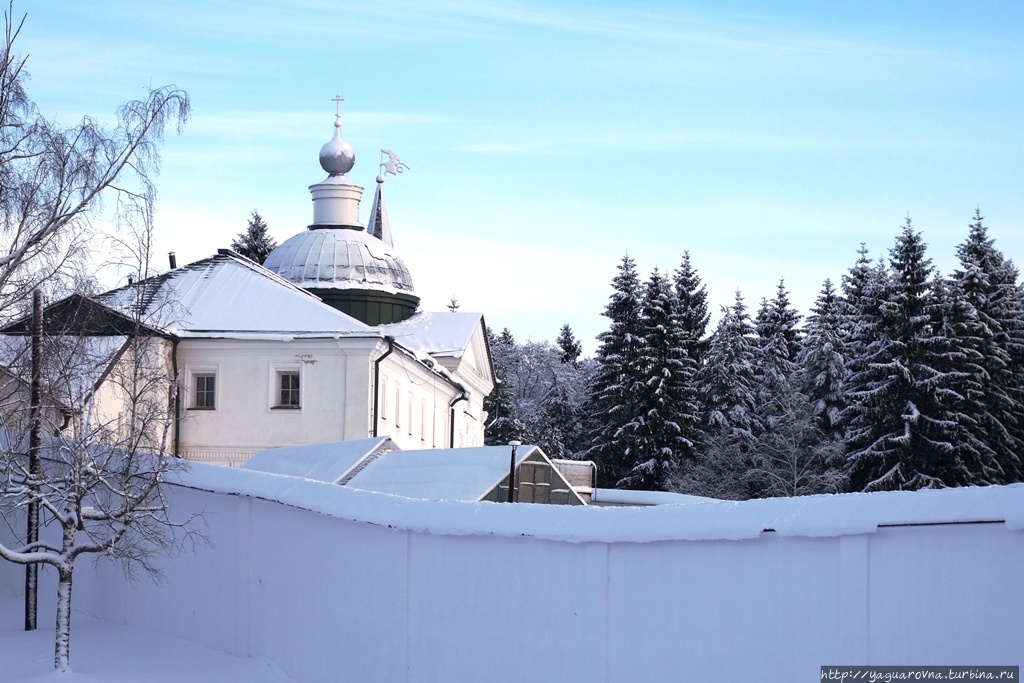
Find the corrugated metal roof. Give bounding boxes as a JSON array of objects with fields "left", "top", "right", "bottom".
[{"left": 263, "top": 228, "right": 414, "bottom": 295}]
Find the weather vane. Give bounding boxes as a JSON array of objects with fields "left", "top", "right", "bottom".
[{"left": 379, "top": 149, "right": 409, "bottom": 176}]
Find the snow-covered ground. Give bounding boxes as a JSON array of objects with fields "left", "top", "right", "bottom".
[{"left": 0, "top": 596, "right": 295, "bottom": 682}]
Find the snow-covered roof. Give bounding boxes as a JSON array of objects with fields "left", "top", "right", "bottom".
[
  {"left": 95, "top": 251, "right": 375, "bottom": 338},
  {"left": 344, "top": 445, "right": 542, "bottom": 502},
  {"left": 241, "top": 437, "right": 395, "bottom": 484},
  {"left": 379, "top": 311, "right": 483, "bottom": 358},
  {"left": 263, "top": 227, "right": 415, "bottom": 296}
]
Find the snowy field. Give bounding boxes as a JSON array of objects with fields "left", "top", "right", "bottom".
[{"left": 0, "top": 596, "right": 295, "bottom": 682}]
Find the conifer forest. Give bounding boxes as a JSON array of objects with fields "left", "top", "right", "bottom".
[{"left": 484, "top": 211, "right": 1024, "bottom": 498}]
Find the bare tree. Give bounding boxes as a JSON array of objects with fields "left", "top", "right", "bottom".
[
  {"left": 0, "top": 2, "right": 189, "bottom": 320},
  {"left": 0, "top": 3, "right": 197, "bottom": 672},
  {"left": 0, "top": 319, "right": 201, "bottom": 671}
]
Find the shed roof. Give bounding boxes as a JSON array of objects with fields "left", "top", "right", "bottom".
[
  {"left": 242, "top": 437, "right": 396, "bottom": 484},
  {"left": 345, "top": 445, "right": 543, "bottom": 502}
]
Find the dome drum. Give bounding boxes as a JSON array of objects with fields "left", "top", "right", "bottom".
[
  {"left": 310, "top": 176, "right": 363, "bottom": 228},
  {"left": 311, "top": 288, "right": 418, "bottom": 326}
]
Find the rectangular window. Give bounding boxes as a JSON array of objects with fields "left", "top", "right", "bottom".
[
  {"left": 194, "top": 374, "right": 215, "bottom": 409},
  {"left": 278, "top": 372, "right": 300, "bottom": 408}
]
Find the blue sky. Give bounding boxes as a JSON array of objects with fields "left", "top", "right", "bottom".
[{"left": 15, "top": 1, "right": 1024, "bottom": 353}]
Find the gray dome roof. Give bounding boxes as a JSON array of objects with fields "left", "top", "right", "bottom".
[{"left": 263, "top": 228, "right": 415, "bottom": 295}]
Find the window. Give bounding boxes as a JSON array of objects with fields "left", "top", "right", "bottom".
[
  {"left": 194, "top": 374, "right": 216, "bottom": 409},
  {"left": 278, "top": 372, "right": 300, "bottom": 408}
]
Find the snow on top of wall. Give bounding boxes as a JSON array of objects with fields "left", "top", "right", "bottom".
[
  {"left": 169, "top": 460, "right": 1024, "bottom": 544},
  {"left": 379, "top": 311, "right": 482, "bottom": 357},
  {"left": 592, "top": 488, "right": 714, "bottom": 506},
  {"left": 242, "top": 437, "right": 391, "bottom": 483},
  {"left": 98, "top": 252, "right": 373, "bottom": 337}
]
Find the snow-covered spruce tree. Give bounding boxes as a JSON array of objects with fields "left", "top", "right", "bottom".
[
  {"left": 675, "top": 291, "right": 757, "bottom": 499},
  {"left": 843, "top": 218, "right": 965, "bottom": 491},
  {"left": 927, "top": 273, "right": 1002, "bottom": 484},
  {"left": 953, "top": 210, "right": 1024, "bottom": 482},
  {"left": 755, "top": 278, "right": 803, "bottom": 364},
  {"left": 483, "top": 327, "right": 525, "bottom": 446},
  {"left": 699, "top": 291, "right": 758, "bottom": 445},
  {"left": 583, "top": 255, "right": 645, "bottom": 487},
  {"left": 673, "top": 251, "right": 711, "bottom": 365},
  {"left": 615, "top": 269, "right": 699, "bottom": 490},
  {"left": 230, "top": 210, "right": 277, "bottom": 264},
  {"left": 796, "top": 279, "right": 848, "bottom": 439},
  {"left": 840, "top": 245, "right": 883, "bottom": 376},
  {"left": 556, "top": 322, "right": 583, "bottom": 366}
]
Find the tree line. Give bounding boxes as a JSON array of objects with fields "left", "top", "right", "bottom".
[{"left": 485, "top": 210, "right": 1024, "bottom": 498}]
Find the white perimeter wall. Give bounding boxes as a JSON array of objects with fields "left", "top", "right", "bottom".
[{"left": 3, "top": 468, "right": 1022, "bottom": 682}]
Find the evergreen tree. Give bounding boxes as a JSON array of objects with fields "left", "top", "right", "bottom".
[
  {"left": 844, "top": 218, "right": 964, "bottom": 491},
  {"left": 556, "top": 323, "right": 583, "bottom": 366},
  {"left": 749, "top": 280, "right": 805, "bottom": 497},
  {"left": 231, "top": 210, "right": 277, "bottom": 264},
  {"left": 699, "top": 290, "right": 758, "bottom": 442},
  {"left": 928, "top": 273, "right": 1000, "bottom": 484},
  {"left": 952, "top": 209, "right": 1024, "bottom": 481},
  {"left": 616, "top": 269, "right": 699, "bottom": 490},
  {"left": 755, "top": 278, "right": 803, "bottom": 362},
  {"left": 840, "top": 245, "right": 883, "bottom": 369},
  {"left": 483, "top": 327, "right": 525, "bottom": 445},
  {"left": 671, "top": 292, "right": 757, "bottom": 499},
  {"left": 796, "top": 279, "right": 848, "bottom": 438},
  {"left": 584, "top": 255, "right": 644, "bottom": 487},
  {"left": 673, "top": 251, "right": 711, "bottom": 365}
]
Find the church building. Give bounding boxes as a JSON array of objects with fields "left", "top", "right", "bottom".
[{"left": 1, "top": 107, "right": 495, "bottom": 467}]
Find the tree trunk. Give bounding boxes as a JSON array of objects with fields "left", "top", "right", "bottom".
[{"left": 54, "top": 566, "right": 73, "bottom": 672}]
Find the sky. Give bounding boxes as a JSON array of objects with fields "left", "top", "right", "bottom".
[{"left": 12, "top": 1, "right": 1024, "bottom": 354}]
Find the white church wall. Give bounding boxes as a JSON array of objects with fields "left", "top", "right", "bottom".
[
  {"left": 177, "top": 337, "right": 380, "bottom": 465},
  {"left": 376, "top": 351, "right": 483, "bottom": 450},
  {"left": 39, "top": 466, "right": 1023, "bottom": 682}
]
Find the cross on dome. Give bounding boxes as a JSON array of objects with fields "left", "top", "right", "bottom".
[
  {"left": 331, "top": 93, "right": 344, "bottom": 127},
  {"left": 319, "top": 92, "right": 355, "bottom": 176}
]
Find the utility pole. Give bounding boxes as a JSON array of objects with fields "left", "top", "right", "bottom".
[{"left": 25, "top": 289, "right": 42, "bottom": 630}]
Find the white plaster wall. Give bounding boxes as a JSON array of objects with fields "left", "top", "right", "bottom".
[
  {"left": 32, "top": 478, "right": 1020, "bottom": 683},
  {"left": 177, "top": 338, "right": 380, "bottom": 462},
  {"left": 376, "top": 351, "right": 483, "bottom": 450}
]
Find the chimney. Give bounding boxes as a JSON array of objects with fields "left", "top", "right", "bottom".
[{"left": 168, "top": 252, "right": 177, "bottom": 269}]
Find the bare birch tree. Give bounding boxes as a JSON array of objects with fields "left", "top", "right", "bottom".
[{"left": 0, "top": 3, "right": 196, "bottom": 672}]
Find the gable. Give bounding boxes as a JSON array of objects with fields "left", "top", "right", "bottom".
[{"left": 2, "top": 294, "right": 165, "bottom": 337}]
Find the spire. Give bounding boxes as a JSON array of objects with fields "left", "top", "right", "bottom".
[{"left": 367, "top": 175, "right": 393, "bottom": 246}]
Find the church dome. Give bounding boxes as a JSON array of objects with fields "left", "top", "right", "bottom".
[
  {"left": 261, "top": 105, "right": 420, "bottom": 326},
  {"left": 263, "top": 227, "right": 415, "bottom": 295}
]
